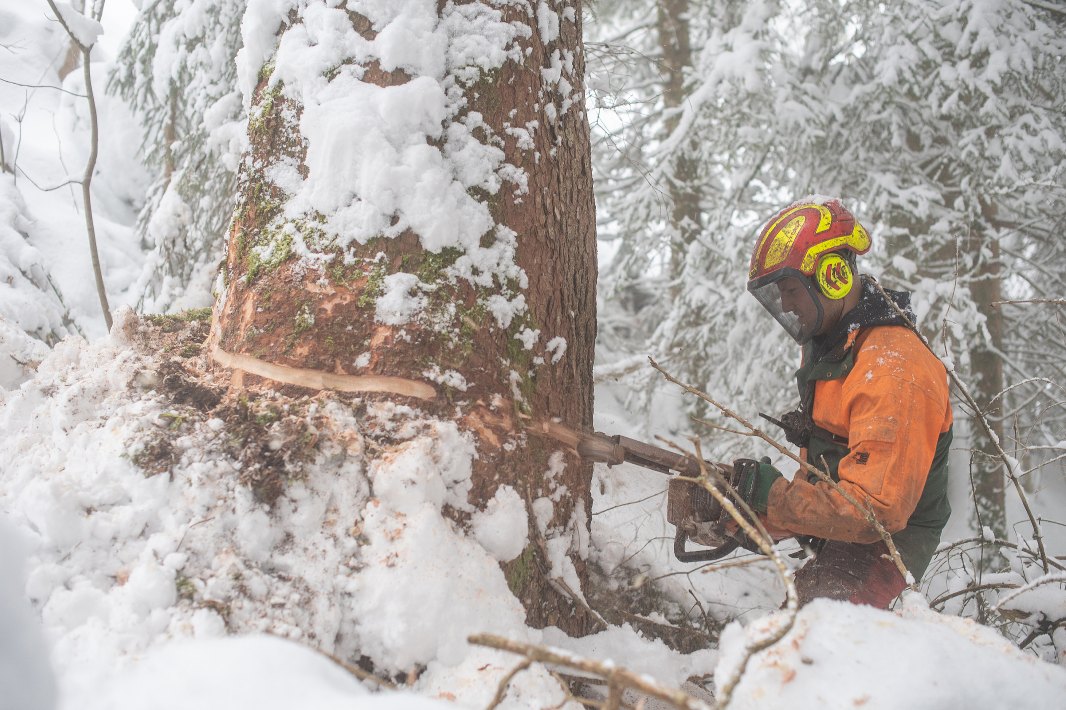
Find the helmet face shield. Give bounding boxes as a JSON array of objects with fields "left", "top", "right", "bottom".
[{"left": 748, "top": 273, "right": 825, "bottom": 344}]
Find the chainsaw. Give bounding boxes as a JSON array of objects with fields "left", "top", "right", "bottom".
[{"left": 529, "top": 420, "right": 746, "bottom": 562}]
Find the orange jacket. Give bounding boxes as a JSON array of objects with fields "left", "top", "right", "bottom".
[{"left": 766, "top": 325, "right": 953, "bottom": 544}]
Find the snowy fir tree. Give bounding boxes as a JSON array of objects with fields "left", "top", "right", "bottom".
[{"left": 109, "top": 0, "right": 248, "bottom": 312}]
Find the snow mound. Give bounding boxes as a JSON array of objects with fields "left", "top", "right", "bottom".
[
  {"left": 0, "top": 319, "right": 709, "bottom": 708},
  {"left": 719, "top": 596, "right": 1066, "bottom": 708},
  {"left": 81, "top": 634, "right": 450, "bottom": 710}
]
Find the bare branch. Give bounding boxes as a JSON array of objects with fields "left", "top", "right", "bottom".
[
  {"left": 929, "top": 582, "right": 1020, "bottom": 608},
  {"left": 993, "top": 572, "right": 1066, "bottom": 612},
  {"left": 991, "top": 298, "right": 1066, "bottom": 308},
  {"left": 935, "top": 537, "right": 1066, "bottom": 573},
  {"left": 468, "top": 634, "right": 713, "bottom": 710},
  {"left": 0, "top": 75, "right": 86, "bottom": 97},
  {"left": 487, "top": 659, "right": 532, "bottom": 710},
  {"left": 14, "top": 165, "right": 82, "bottom": 192}
]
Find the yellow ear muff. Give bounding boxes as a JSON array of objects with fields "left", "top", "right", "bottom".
[{"left": 815, "top": 253, "right": 853, "bottom": 300}]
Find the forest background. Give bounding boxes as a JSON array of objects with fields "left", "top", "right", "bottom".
[{"left": 1, "top": 0, "right": 1066, "bottom": 708}]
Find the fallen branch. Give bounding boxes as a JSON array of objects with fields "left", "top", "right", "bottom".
[{"left": 468, "top": 633, "right": 713, "bottom": 710}]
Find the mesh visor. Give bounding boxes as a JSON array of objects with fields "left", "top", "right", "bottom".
[{"left": 748, "top": 275, "right": 824, "bottom": 344}]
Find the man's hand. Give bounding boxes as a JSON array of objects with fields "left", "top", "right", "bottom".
[{"left": 734, "top": 458, "right": 783, "bottom": 514}]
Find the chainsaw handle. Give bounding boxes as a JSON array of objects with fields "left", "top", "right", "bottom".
[{"left": 673, "top": 529, "right": 740, "bottom": 563}]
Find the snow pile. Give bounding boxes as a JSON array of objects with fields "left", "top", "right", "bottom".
[
  {"left": 80, "top": 635, "right": 451, "bottom": 710},
  {"left": 0, "top": 520, "right": 56, "bottom": 710},
  {"left": 0, "top": 321, "right": 709, "bottom": 708},
  {"left": 719, "top": 595, "right": 1066, "bottom": 708}
]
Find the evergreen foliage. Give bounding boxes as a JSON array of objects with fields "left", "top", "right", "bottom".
[{"left": 109, "top": 0, "right": 248, "bottom": 312}]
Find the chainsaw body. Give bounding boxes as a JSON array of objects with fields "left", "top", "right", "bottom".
[{"left": 533, "top": 421, "right": 743, "bottom": 562}]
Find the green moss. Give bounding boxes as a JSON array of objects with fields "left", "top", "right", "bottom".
[
  {"left": 416, "top": 246, "right": 463, "bottom": 283},
  {"left": 357, "top": 263, "right": 388, "bottom": 308},
  {"left": 145, "top": 308, "right": 212, "bottom": 330},
  {"left": 254, "top": 407, "right": 281, "bottom": 426},
  {"left": 160, "top": 411, "right": 186, "bottom": 429},
  {"left": 257, "top": 60, "right": 276, "bottom": 86},
  {"left": 175, "top": 575, "right": 197, "bottom": 601},
  {"left": 505, "top": 545, "right": 537, "bottom": 598},
  {"left": 293, "top": 302, "right": 315, "bottom": 334},
  {"left": 326, "top": 258, "right": 360, "bottom": 285},
  {"left": 245, "top": 228, "right": 294, "bottom": 284}
]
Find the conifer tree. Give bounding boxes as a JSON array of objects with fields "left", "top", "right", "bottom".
[
  {"left": 211, "top": 0, "right": 599, "bottom": 634},
  {"left": 109, "top": 0, "right": 247, "bottom": 312}
]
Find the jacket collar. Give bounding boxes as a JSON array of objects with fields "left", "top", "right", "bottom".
[{"left": 810, "top": 276, "right": 913, "bottom": 361}]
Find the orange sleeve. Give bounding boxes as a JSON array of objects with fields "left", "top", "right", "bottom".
[{"left": 766, "top": 327, "right": 952, "bottom": 543}]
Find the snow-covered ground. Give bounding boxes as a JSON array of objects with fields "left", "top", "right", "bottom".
[
  {"left": 3, "top": 325, "right": 1065, "bottom": 709},
  {"left": 3, "top": 3, "right": 1066, "bottom": 710}
]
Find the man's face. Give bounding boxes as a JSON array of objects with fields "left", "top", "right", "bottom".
[
  {"left": 777, "top": 277, "right": 820, "bottom": 339},
  {"left": 748, "top": 272, "right": 831, "bottom": 343}
]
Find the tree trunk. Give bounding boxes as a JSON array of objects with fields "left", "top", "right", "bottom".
[
  {"left": 968, "top": 234, "right": 1007, "bottom": 542},
  {"left": 656, "top": 0, "right": 701, "bottom": 283},
  {"left": 210, "top": 1, "right": 598, "bottom": 634}
]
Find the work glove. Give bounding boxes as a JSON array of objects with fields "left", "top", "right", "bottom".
[{"left": 733, "top": 457, "right": 783, "bottom": 515}]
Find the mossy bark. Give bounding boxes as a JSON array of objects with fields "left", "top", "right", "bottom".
[{"left": 213, "top": 2, "right": 598, "bottom": 635}]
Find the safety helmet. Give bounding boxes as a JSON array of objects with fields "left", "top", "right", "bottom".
[{"left": 747, "top": 198, "right": 871, "bottom": 343}]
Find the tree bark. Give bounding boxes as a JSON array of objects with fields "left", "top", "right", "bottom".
[
  {"left": 656, "top": 0, "right": 702, "bottom": 283},
  {"left": 211, "top": 1, "right": 598, "bottom": 634},
  {"left": 968, "top": 233, "right": 1007, "bottom": 542}
]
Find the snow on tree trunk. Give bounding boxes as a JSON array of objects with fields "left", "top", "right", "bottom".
[{"left": 210, "top": 1, "right": 597, "bottom": 633}]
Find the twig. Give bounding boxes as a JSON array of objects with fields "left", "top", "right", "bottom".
[
  {"left": 869, "top": 279, "right": 1049, "bottom": 573},
  {"left": 44, "top": 0, "right": 112, "bottom": 331},
  {"left": 682, "top": 440, "right": 797, "bottom": 708},
  {"left": 691, "top": 417, "right": 754, "bottom": 437},
  {"left": 934, "top": 537, "right": 1066, "bottom": 573},
  {"left": 592, "top": 489, "right": 665, "bottom": 516},
  {"left": 468, "top": 634, "right": 713, "bottom": 710},
  {"left": 294, "top": 640, "right": 396, "bottom": 690},
  {"left": 547, "top": 670, "right": 602, "bottom": 710},
  {"left": 928, "top": 581, "right": 1020, "bottom": 608},
  {"left": 990, "top": 298, "right": 1066, "bottom": 308},
  {"left": 993, "top": 572, "right": 1066, "bottom": 612},
  {"left": 0, "top": 75, "right": 87, "bottom": 97},
  {"left": 552, "top": 576, "right": 610, "bottom": 631},
  {"left": 487, "top": 659, "right": 532, "bottom": 710},
  {"left": 13, "top": 165, "right": 82, "bottom": 192},
  {"left": 1018, "top": 618, "right": 1066, "bottom": 650}
]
